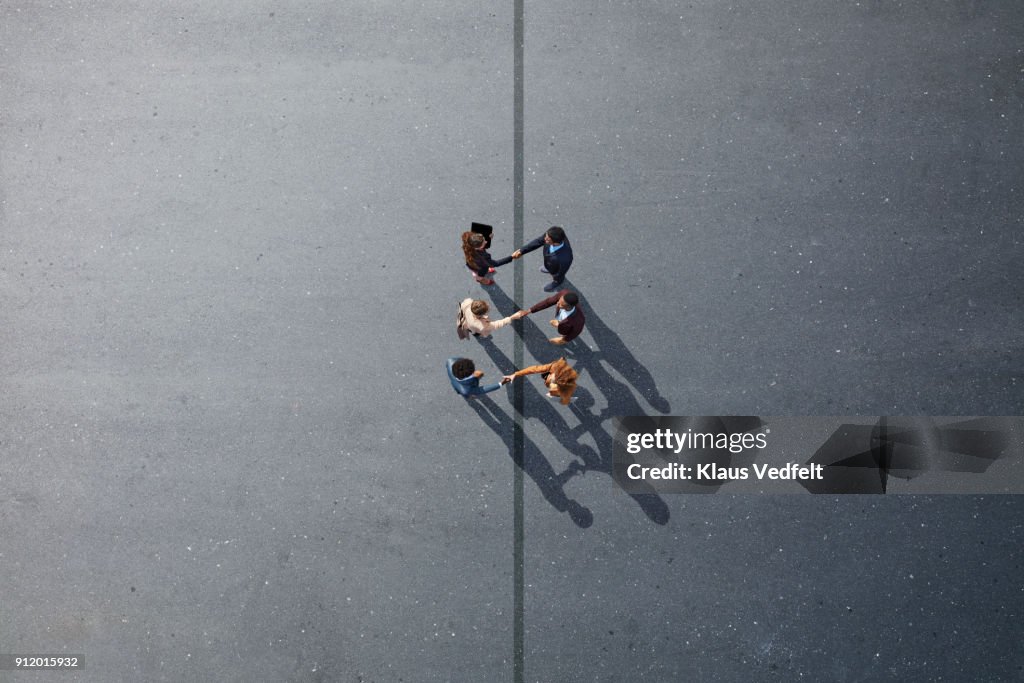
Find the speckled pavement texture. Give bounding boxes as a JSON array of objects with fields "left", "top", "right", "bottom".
[{"left": 1, "top": 2, "right": 1021, "bottom": 681}]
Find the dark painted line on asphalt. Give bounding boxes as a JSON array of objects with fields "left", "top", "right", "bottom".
[{"left": 512, "top": 0, "right": 525, "bottom": 681}]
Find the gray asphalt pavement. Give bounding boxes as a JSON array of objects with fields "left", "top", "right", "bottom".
[{"left": 2, "top": 2, "right": 1022, "bottom": 682}]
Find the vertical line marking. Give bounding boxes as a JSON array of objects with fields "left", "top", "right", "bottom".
[{"left": 512, "top": 0, "right": 525, "bottom": 681}]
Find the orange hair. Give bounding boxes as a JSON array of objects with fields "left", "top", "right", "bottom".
[
  {"left": 549, "top": 358, "right": 577, "bottom": 386},
  {"left": 548, "top": 358, "right": 578, "bottom": 404}
]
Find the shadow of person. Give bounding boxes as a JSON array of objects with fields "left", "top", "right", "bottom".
[
  {"left": 482, "top": 282, "right": 552, "bottom": 350},
  {"left": 563, "top": 350, "right": 671, "bottom": 525},
  {"left": 477, "top": 336, "right": 599, "bottom": 470},
  {"left": 608, "top": 415, "right": 762, "bottom": 495},
  {"left": 490, "top": 279, "right": 670, "bottom": 417},
  {"left": 484, "top": 281, "right": 516, "bottom": 314},
  {"left": 466, "top": 393, "right": 593, "bottom": 528},
  {"left": 479, "top": 334, "right": 669, "bottom": 525},
  {"left": 559, "top": 278, "right": 671, "bottom": 414}
]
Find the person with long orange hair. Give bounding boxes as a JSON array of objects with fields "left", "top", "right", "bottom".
[
  {"left": 501, "top": 357, "right": 578, "bottom": 405},
  {"left": 462, "top": 231, "right": 512, "bottom": 286}
]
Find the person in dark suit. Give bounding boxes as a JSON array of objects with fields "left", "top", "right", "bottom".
[
  {"left": 446, "top": 357, "right": 502, "bottom": 397},
  {"left": 520, "top": 290, "right": 585, "bottom": 345},
  {"left": 512, "top": 226, "right": 573, "bottom": 292}
]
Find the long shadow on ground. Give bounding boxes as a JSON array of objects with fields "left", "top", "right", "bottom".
[
  {"left": 489, "top": 279, "right": 671, "bottom": 413},
  {"left": 466, "top": 392, "right": 593, "bottom": 528},
  {"left": 473, "top": 303, "right": 670, "bottom": 525}
]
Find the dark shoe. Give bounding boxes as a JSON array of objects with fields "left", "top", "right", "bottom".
[
  {"left": 543, "top": 281, "right": 558, "bottom": 292},
  {"left": 539, "top": 265, "right": 550, "bottom": 274}
]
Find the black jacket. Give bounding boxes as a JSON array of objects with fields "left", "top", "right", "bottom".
[
  {"left": 468, "top": 249, "right": 512, "bottom": 277},
  {"left": 520, "top": 234, "right": 573, "bottom": 282}
]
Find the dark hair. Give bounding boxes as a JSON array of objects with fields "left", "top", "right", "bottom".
[
  {"left": 452, "top": 358, "right": 475, "bottom": 379},
  {"left": 462, "top": 232, "right": 485, "bottom": 268},
  {"left": 562, "top": 291, "right": 579, "bottom": 307},
  {"left": 546, "top": 226, "right": 566, "bottom": 243}
]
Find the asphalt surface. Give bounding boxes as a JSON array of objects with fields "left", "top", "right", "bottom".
[{"left": 2, "top": 2, "right": 1022, "bottom": 682}]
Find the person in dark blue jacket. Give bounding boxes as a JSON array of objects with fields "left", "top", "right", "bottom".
[
  {"left": 446, "top": 357, "right": 502, "bottom": 397},
  {"left": 512, "top": 226, "right": 573, "bottom": 292}
]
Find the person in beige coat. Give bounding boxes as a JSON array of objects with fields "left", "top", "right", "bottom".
[{"left": 458, "top": 298, "right": 526, "bottom": 339}]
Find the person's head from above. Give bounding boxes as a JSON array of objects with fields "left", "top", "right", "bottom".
[
  {"left": 451, "top": 358, "right": 475, "bottom": 380},
  {"left": 546, "top": 358, "right": 577, "bottom": 395},
  {"left": 558, "top": 291, "right": 578, "bottom": 310},
  {"left": 544, "top": 226, "right": 565, "bottom": 245},
  {"left": 462, "top": 232, "right": 488, "bottom": 267},
  {"left": 470, "top": 300, "right": 489, "bottom": 316}
]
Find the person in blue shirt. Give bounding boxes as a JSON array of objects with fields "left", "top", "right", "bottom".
[
  {"left": 446, "top": 357, "right": 502, "bottom": 397},
  {"left": 512, "top": 226, "right": 573, "bottom": 292},
  {"left": 519, "top": 290, "right": 585, "bottom": 345}
]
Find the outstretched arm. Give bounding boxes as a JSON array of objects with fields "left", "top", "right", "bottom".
[
  {"left": 488, "top": 309, "right": 527, "bottom": 331},
  {"left": 515, "top": 234, "right": 546, "bottom": 257},
  {"left": 469, "top": 380, "right": 502, "bottom": 395},
  {"left": 487, "top": 253, "right": 513, "bottom": 268},
  {"left": 512, "top": 361, "right": 555, "bottom": 379},
  {"left": 528, "top": 291, "right": 564, "bottom": 314}
]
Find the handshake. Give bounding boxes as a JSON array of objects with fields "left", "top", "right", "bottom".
[{"left": 511, "top": 309, "right": 531, "bottom": 320}]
